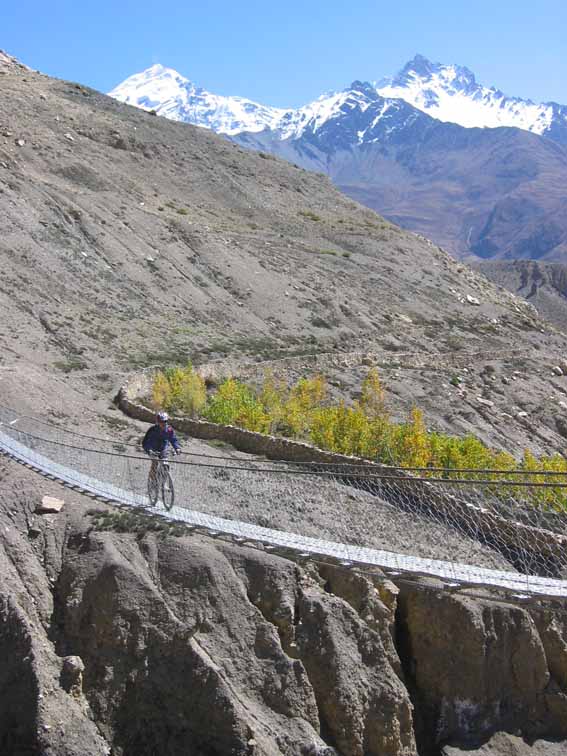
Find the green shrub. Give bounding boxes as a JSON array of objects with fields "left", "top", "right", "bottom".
[{"left": 202, "top": 377, "right": 269, "bottom": 432}]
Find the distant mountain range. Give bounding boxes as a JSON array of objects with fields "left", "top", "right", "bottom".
[
  {"left": 109, "top": 56, "right": 567, "bottom": 262},
  {"left": 109, "top": 55, "right": 567, "bottom": 143}
]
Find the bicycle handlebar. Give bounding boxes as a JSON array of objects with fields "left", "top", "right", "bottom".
[{"left": 145, "top": 449, "right": 178, "bottom": 459}]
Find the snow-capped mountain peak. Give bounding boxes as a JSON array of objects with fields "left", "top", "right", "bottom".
[
  {"left": 393, "top": 54, "right": 477, "bottom": 93},
  {"left": 109, "top": 64, "right": 286, "bottom": 135},
  {"left": 109, "top": 64, "right": 198, "bottom": 110},
  {"left": 274, "top": 83, "right": 380, "bottom": 140},
  {"left": 375, "top": 54, "right": 558, "bottom": 134}
]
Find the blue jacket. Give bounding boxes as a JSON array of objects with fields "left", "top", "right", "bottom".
[{"left": 142, "top": 423, "right": 181, "bottom": 456}]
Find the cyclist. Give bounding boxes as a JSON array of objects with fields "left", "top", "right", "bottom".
[{"left": 143, "top": 411, "right": 181, "bottom": 479}]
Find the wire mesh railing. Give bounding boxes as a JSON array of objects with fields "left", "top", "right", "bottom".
[{"left": 1, "top": 403, "right": 567, "bottom": 598}]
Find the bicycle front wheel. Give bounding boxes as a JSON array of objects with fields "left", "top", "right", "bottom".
[{"left": 161, "top": 471, "right": 175, "bottom": 511}]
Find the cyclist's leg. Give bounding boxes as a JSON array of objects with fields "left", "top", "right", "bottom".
[
  {"left": 147, "top": 458, "right": 160, "bottom": 505},
  {"left": 147, "top": 458, "right": 158, "bottom": 483}
]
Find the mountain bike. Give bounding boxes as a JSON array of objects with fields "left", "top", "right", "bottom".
[{"left": 147, "top": 450, "right": 176, "bottom": 510}]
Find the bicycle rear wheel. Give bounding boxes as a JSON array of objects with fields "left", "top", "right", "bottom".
[{"left": 161, "top": 470, "right": 175, "bottom": 510}]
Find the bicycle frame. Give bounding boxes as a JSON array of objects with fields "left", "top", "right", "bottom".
[{"left": 147, "top": 449, "right": 176, "bottom": 510}]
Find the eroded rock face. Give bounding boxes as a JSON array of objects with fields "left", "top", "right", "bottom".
[
  {"left": 53, "top": 525, "right": 417, "bottom": 756},
  {"left": 397, "top": 586, "right": 567, "bottom": 753},
  {"left": 0, "top": 482, "right": 111, "bottom": 755},
  {"left": 296, "top": 588, "right": 415, "bottom": 756}
]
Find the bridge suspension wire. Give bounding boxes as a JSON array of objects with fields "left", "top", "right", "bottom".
[
  {"left": 1, "top": 401, "right": 566, "bottom": 478},
  {"left": 5, "top": 421, "right": 567, "bottom": 491},
  {"left": 5, "top": 428, "right": 567, "bottom": 490},
  {"left": 1, "top": 403, "right": 567, "bottom": 599}
]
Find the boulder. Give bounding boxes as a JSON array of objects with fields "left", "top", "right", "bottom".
[
  {"left": 442, "top": 731, "right": 567, "bottom": 755},
  {"left": 60, "top": 655, "right": 85, "bottom": 697},
  {"left": 36, "top": 495, "right": 64, "bottom": 513}
]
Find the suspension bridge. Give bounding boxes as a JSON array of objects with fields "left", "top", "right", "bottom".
[{"left": 2, "top": 402, "right": 567, "bottom": 602}]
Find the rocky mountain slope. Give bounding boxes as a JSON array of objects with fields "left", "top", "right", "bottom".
[
  {"left": 234, "top": 92, "right": 567, "bottom": 262},
  {"left": 3, "top": 52, "right": 567, "bottom": 755},
  {"left": 109, "top": 57, "right": 567, "bottom": 262},
  {"left": 474, "top": 260, "right": 567, "bottom": 333}
]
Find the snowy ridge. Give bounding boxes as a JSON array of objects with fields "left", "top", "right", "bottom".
[
  {"left": 109, "top": 66, "right": 412, "bottom": 144},
  {"left": 109, "top": 64, "right": 390, "bottom": 140},
  {"left": 276, "top": 84, "right": 380, "bottom": 140}
]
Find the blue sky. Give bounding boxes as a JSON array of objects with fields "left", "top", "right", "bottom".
[{"left": 3, "top": 0, "right": 566, "bottom": 107}]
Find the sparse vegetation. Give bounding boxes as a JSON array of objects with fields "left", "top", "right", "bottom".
[
  {"left": 53, "top": 356, "right": 88, "bottom": 373},
  {"left": 299, "top": 210, "right": 321, "bottom": 222},
  {"left": 89, "top": 508, "right": 187, "bottom": 537}
]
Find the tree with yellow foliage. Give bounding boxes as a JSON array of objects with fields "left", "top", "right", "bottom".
[{"left": 282, "top": 375, "right": 327, "bottom": 437}]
